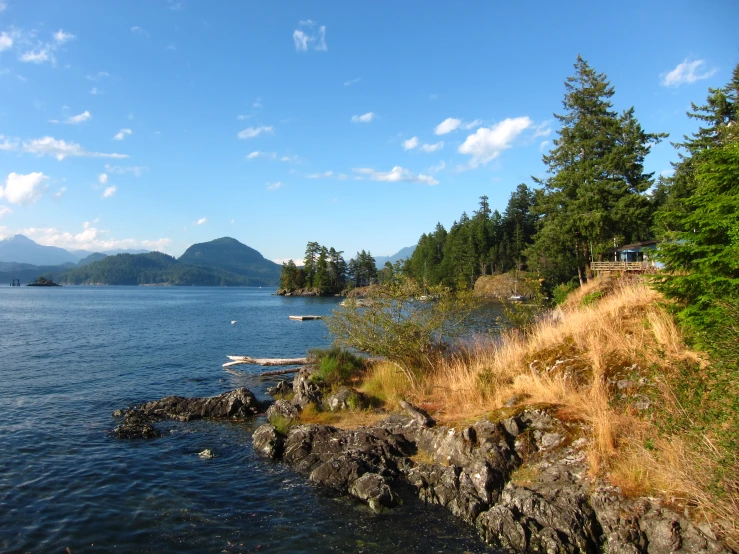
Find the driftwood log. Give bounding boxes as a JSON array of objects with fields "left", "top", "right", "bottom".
[{"left": 223, "top": 356, "right": 309, "bottom": 368}]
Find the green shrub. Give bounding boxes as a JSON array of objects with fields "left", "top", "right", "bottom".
[
  {"left": 268, "top": 413, "right": 294, "bottom": 435},
  {"left": 580, "top": 290, "right": 605, "bottom": 306},
  {"left": 552, "top": 281, "right": 578, "bottom": 305},
  {"left": 308, "top": 346, "right": 366, "bottom": 387}
]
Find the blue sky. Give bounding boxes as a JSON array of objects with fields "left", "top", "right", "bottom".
[{"left": 0, "top": 1, "right": 737, "bottom": 262}]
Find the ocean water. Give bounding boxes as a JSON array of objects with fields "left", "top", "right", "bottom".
[{"left": 0, "top": 286, "right": 494, "bottom": 553}]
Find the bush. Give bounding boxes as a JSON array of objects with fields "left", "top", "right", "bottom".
[
  {"left": 552, "top": 281, "right": 578, "bottom": 305},
  {"left": 308, "top": 346, "right": 366, "bottom": 387}
]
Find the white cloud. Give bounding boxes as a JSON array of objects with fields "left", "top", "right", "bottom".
[
  {"left": 236, "top": 114, "right": 250, "bottom": 121},
  {"left": 293, "top": 21, "right": 327, "bottom": 52},
  {"left": 0, "top": 135, "right": 17, "bottom": 150},
  {"left": 539, "top": 140, "right": 550, "bottom": 152},
  {"left": 53, "top": 30, "right": 75, "bottom": 44},
  {"left": 403, "top": 136, "right": 419, "bottom": 150},
  {"left": 0, "top": 172, "right": 49, "bottom": 204},
  {"left": 63, "top": 110, "right": 91, "bottom": 124},
  {"left": 195, "top": 217, "right": 207, "bottom": 225},
  {"left": 434, "top": 117, "right": 461, "bottom": 135},
  {"left": 344, "top": 77, "right": 361, "bottom": 86},
  {"left": 102, "top": 186, "right": 116, "bottom": 198},
  {"left": 533, "top": 120, "right": 552, "bottom": 137},
  {"left": 428, "top": 161, "right": 446, "bottom": 173},
  {"left": 86, "top": 71, "right": 110, "bottom": 80},
  {"left": 237, "top": 126, "right": 274, "bottom": 139},
  {"left": 98, "top": 173, "right": 108, "bottom": 185},
  {"left": 253, "top": 97, "right": 262, "bottom": 109},
  {"left": 463, "top": 119, "right": 483, "bottom": 130},
  {"left": 272, "top": 257, "right": 302, "bottom": 265},
  {"left": 0, "top": 205, "right": 12, "bottom": 219},
  {"left": 113, "top": 128, "right": 132, "bottom": 140},
  {"left": 130, "top": 26, "right": 150, "bottom": 37},
  {"left": 353, "top": 166, "right": 438, "bottom": 186},
  {"left": 266, "top": 182, "right": 282, "bottom": 191},
  {"left": 53, "top": 187, "right": 67, "bottom": 199},
  {"left": 20, "top": 224, "right": 171, "bottom": 253},
  {"left": 420, "top": 141, "right": 444, "bottom": 153},
  {"left": 20, "top": 136, "right": 128, "bottom": 161},
  {"left": 104, "top": 164, "right": 147, "bottom": 177},
  {"left": 0, "top": 1, "right": 6, "bottom": 12},
  {"left": 306, "top": 171, "right": 333, "bottom": 179},
  {"left": 661, "top": 59, "right": 718, "bottom": 87},
  {"left": 0, "top": 32, "right": 13, "bottom": 51},
  {"left": 90, "top": 87, "right": 102, "bottom": 95},
  {"left": 20, "top": 48, "right": 51, "bottom": 64},
  {"left": 351, "top": 112, "right": 375, "bottom": 123},
  {"left": 458, "top": 117, "right": 532, "bottom": 167},
  {"left": 247, "top": 150, "right": 275, "bottom": 160}
]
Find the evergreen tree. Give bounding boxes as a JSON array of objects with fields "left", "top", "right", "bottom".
[{"left": 529, "top": 56, "right": 666, "bottom": 285}]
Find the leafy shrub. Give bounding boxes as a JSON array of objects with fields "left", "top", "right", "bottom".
[
  {"left": 308, "top": 346, "right": 366, "bottom": 387},
  {"left": 552, "top": 281, "right": 578, "bottom": 305},
  {"left": 580, "top": 291, "right": 605, "bottom": 306}
]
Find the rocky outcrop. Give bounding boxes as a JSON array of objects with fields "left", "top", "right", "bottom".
[
  {"left": 252, "top": 404, "right": 730, "bottom": 554},
  {"left": 113, "top": 387, "right": 264, "bottom": 439},
  {"left": 291, "top": 366, "right": 323, "bottom": 408},
  {"left": 326, "top": 387, "right": 368, "bottom": 412}
]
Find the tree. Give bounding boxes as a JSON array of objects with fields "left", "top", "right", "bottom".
[
  {"left": 325, "top": 277, "right": 477, "bottom": 383},
  {"left": 529, "top": 56, "right": 666, "bottom": 285}
]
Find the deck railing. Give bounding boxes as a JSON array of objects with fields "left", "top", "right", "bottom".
[{"left": 590, "top": 261, "right": 655, "bottom": 272}]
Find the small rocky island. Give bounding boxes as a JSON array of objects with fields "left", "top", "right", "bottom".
[
  {"left": 27, "top": 276, "right": 61, "bottom": 287},
  {"left": 112, "top": 365, "right": 730, "bottom": 554}
]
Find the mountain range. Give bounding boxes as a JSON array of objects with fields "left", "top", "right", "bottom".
[
  {"left": 0, "top": 234, "right": 148, "bottom": 266},
  {"left": 0, "top": 236, "right": 282, "bottom": 287},
  {"left": 374, "top": 245, "right": 416, "bottom": 267}
]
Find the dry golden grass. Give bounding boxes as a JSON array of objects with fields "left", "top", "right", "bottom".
[
  {"left": 297, "top": 404, "right": 386, "bottom": 429},
  {"left": 349, "top": 276, "right": 737, "bottom": 543}
]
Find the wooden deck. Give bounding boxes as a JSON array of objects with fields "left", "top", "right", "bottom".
[{"left": 590, "top": 261, "right": 655, "bottom": 272}]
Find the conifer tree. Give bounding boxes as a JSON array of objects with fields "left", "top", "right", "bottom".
[{"left": 529, "top": 56, "right": 666, "bottom": 285}]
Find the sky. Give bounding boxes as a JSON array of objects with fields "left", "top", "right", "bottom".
[{"left": 0, "top": 0, "right": 737, "bottom": 263}]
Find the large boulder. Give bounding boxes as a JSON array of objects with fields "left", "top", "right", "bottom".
[{"left": 139, "top": 387, "right": 263, "bottom": 421}]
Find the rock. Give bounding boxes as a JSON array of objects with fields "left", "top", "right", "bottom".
[
  {"left": 500, "top": 416, "right": 523, "bottom": 437},
  {"left": 253, "top": 423, "right": 285, "bottom": 459},
  {"left": 398, "top": 400, "right": 435, "bottom": 427},
  {"left": 113, "top": 410, "right": 162, "bottom": 439},
  {"left": 633, "top": 396, "right": 651, "bottom": 411},
  {"left": 617, "top": 379, "right": 631, "bottom": 390},
  {"left": 349, "top": 473, "right": 400, "bottom": 512},
  {"left": 140, "top": 387, "right": 263, "bottom": 421},
  {"left": 326, "top": 387, "right": 368, "bottom": 412},
  {"left": 267, "top": 380, "right": 292, "bottom": 397},
  {"left": 266, "top": 399, "right": 300, "bottom": 422},
  {"left": 198, "top": 449, "right": 215, "bottom": 459},
  {"left": 540, "top": 432, "right": 565, "bottom": 450},
  {"left": 291, "top": 367, "right": 323, "bottom": 408}
]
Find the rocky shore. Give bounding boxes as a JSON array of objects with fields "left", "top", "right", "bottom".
[{"left": 112, "top": 371, "right": 731, "bottom": 554}]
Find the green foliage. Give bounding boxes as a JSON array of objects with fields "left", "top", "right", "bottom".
[
  {"left": 268, "top": 413, "right": 295, "bottom": 436},
  {"left": 325, "top": 277, "right": 478, "bottom": 382},
  {"left": 552, "top": 281, "right": 578, "bottom": 305},
  {"left": 280, "top": 242, "right": 349, "bottom": 294},
  {"left": 527, "top": 56, "right": 665, "bottom": 286},
  {"left": 308, "top": 346, "right": 366, "bottom": 387},
  {"left": 580, "top": 291, "right": 605, "bottom": 306}
]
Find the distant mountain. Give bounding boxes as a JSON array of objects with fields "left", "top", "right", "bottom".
[
  {"left": 69, "top": 248, "right": 149, "bottom": 258},
  {"left": 178, "top": 237, "right": 282, "bottom": 284},
  {"left": 0, "top": 235, "right": 79, "bottom": 266},
  {"left": 77, "top": 252, "right": 108, "bottom": 266},
  {"left": 374, "top": 245, "right": 416, "bottom": 267}
]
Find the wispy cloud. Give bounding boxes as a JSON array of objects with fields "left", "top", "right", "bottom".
[
  {"left": 195, "top": 217, "right": 207, "bottom": 225},
  {"left": 253, "top": 97, "right": 262, "bottom": 109},
  {"left": 86, "top": 71, "right": 110, "bottom": 81},
  {"left": 113, "top": 128, "right": 132, "bottom": 140},
  {"left": 0, "top": 205, "right": 13, "bottom": 219},
  {"left": 351, "top": 112, "right": 375, "bottom": 123},
  {"left": 458, "top": 116, "right": 532, "bottom": 168},
  {"left": 98, "top": 173, "right": 108, "bottom": 185},
  {"left": 306, "top": 171, "right": 333, "bottom": 179},
  {"left": 53, "top": 29, "right": 75, "bottom": 44},
  {"left": 10, "top": 136, "right": 129, "bottom": 161},
  {"left": 344, "top": 77, "right": 361, "bottom": 87},
  {"left": 420, "top": 141, "right": 444, "bottom": 153},
  {"left": 89, "top": 87, "right": 102, "bottom": 95},
  {"left": 661, "top": 59, "right": 718, "bottom": 87},
  {"left": 237, "top": 126, "right": 274, "bottom": 139},
  {"left": 0, "top": 32, "right": 13, "bottom": 52},
  {"left": 19, "top": 29, "right": 75, "bottom": 65},
  {"left": 102, "top": 186, "right": 116, "bottom": 198},
  {"left": 130, "top": 26, "right": 150, "bottom": 37},
  {"left": 434, "top": 117, "right": 481, "bottom": 135},
  {"left": 403, "top": 136, "right": 419, "bottom": 150},
  {"left": 0, "top": 172, "right": 49, "bottom": 204},
  {"left": 293, "top": 20, "right": 327, "bottom": 52},
  {"left": 266, "top": 181, "right": 282, "bottom": 191},
  {"left": 353, "top": 166, "right": 438, "bottom": 186},
  {"left": 53, "top": 187, "right": 67, "bottom": 199},
  {"left": 104, "top": 164, "right": 148, "bottom": 177},
  {"left": 19, "top": 223, "right": 171, "bottom": 253},
  {"left": 60, "top": 110, "right": 91, "bottom": 124}
]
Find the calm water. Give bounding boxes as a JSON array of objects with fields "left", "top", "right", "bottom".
[{"left": 0, "top": 286, "right": 493, "bottom": 553}]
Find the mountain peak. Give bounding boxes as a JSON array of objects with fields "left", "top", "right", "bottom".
[{"left": 2, "top": 234, "right": 34, "bottom": 244}]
